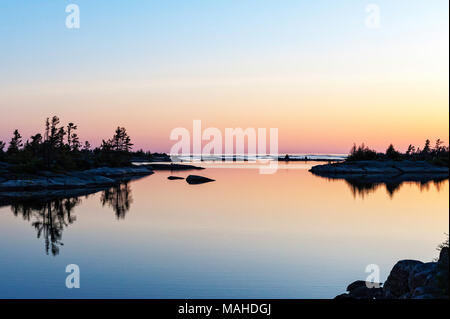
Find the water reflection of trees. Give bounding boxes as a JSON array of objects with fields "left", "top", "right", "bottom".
[
  {"left": 3, "top": 182, "right": 133, "bottom": 256},
  {"left": 344, "top": 178, "right": 448, "bottom": 199},
  {"left": 10, "top": 197, "right": 80, "bottom": 256},
  {"left": 100, "top": 183, "right": 133, "bottom": 219}
]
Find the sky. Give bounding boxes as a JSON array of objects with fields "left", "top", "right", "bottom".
[{"left": 0, "top": 0, "right": 448, "bottom": 154}]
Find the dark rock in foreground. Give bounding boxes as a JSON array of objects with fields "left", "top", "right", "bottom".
[
  {"left": 167, "top": 176, "right": 184, "bottom": 180},
  {"left": 335, "top": 281, "right": 383, "bottom": 299},
  {"left": 186, "top": 175, "right": 215, "bottom": 185},
  {"left": 346, "top": 280, "right": 382, "bottom": 292},
  {"left": 335, "top": 247, "right": 449, "bottom": 299}
]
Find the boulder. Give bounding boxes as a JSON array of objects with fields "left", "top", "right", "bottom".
[
  {"left": 383, "top": 260, "right": 423, "bottom": 298},
  {"left": 186, "top": 175, "right": 215, "bottom": 185},
  {"left": 348, "top": 286, "right": 383, "bottom": 299},
  {"left": 346, "top": 280, "right": 382, "bottom": 292},
  {"left": 336, "top": 248, "right": 449, "bottom": 299},
  {"left": 438, "top": 247, "right": 449, "bottom": 270},
  {"left": 411, "top": 286, "right": 445, "bottom": 299},
  {"left": 334, "top": 293, "right": 352, "bottom": 300},
  {"left": 408, "top": 262, "right": 437, "bottom": 292},
  {"left": 436, "top": 247, "right": 449, "bottom": 296}
]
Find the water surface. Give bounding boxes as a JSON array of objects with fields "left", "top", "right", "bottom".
[{"left": 0, "top": 162, "right": 448, "bottom": 298}]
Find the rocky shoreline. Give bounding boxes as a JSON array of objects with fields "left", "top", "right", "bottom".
[
  {"left": 310, "top": 160, "right": 449, "bottom": 175},
  {"left": 0, "top": 166, "right": 154, "bottom": 192},
  {"left": 336, "top": 247, "right": 449, "bottom": 299},
  {"left": 0, "top": 163, "right": 213, "bottom": 202}
]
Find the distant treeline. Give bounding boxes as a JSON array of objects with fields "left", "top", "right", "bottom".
[
  {"left": 347, "top": 140, "right": 449, "bottom": 166},
  {"left": 0, "top": 116, "right": 159, "bottom": 173}
]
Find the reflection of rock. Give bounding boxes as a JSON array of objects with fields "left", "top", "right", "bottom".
[
  {"left": 167, "top": 176, "right": 184, "bottom": 180},
  {"left": 310, "top": 161, "right": 448, "bottom": 198},
  {"left": 0, "top": 187, "right": 108, "bottom": 205},
  {"left": 186, "top": 175, "right": 215, "bottom": 185},
  {"left": 3, "top": 181, "right": 136, "bottom": 256}
]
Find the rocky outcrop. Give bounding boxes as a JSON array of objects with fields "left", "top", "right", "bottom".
[
  {"left": 186, "top": 175, "right": 215, "bottom": 184},
  {"left": 335, "top": 280, "right": 383, "bottom": 299},
  {"left": 310, "top": 161, "right": 448, "bottom": 192},
  {"left": 335, "top": 247, "right": 449, "bottom": 299},
  {"left": 0, "top": 166, "right": 153, "bottom": 192},
  {"left": 310, "top": 160, "right": 449, "bottom": 175}
]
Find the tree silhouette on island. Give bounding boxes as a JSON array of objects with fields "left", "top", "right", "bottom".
[
  {"left": 0, "top": 115, "right": 159, "bottom": 174},
  {"left": 347, "top": 140, "right": 449, "bottom": 166}
]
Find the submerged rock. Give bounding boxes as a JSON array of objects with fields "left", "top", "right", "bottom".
[{"left": 186, "top": 175, "right": 215, "bottom": 185}]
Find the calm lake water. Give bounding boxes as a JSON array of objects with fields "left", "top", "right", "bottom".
[{"left": 0, "top": 162, "right": 448, "bottom": 298}]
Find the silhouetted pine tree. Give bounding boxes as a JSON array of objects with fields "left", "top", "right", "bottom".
[{"left": 7, "top": 129, "right": 23, "bottom": 154}]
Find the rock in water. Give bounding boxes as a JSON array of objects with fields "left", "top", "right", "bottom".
[
  {"left": 186, "top": 175, "right": 215, "bottom": 185},
  {"left": 408, "top": 262, "right": 437, "bottom": 292},
  {"left": 438, "top": 247, "right": 449, "bottom": 270},
  {"left": 346, "top": 280, "right": 382, "bottom": 292},
  {"left": 167, "top": 176, "right": 184, "bottom": 180},
  {"left": 336, "top": 247, "right": 449, "bottom": 299},
  {"left": 437, "top": 247, "right": 449, "bottom": 296},
  {"left": 383, "top": 260, "right": 423, "bottom": 298}
]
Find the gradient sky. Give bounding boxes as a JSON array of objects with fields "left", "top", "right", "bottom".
[{"left": 0, "top": 0, "right": 448, "bottom": 153}]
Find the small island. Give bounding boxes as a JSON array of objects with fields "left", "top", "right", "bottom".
[
  {"left": 0, "top": 116, "right": 202, "bottom": 196},
  {"left": 310, "top": 142, "right": 449, "bottom": 182}
]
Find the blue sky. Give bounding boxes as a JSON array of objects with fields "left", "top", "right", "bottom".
[
  {"left": 0, "top": 1, "right": 448, "bottom": 153},
  {"left": 1, "top": 0, "right": 447, "bottom": 85}
]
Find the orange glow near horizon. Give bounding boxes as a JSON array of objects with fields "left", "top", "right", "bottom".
[
  {"left": 0, "top": 1, "right": 448, "bottom": 154},
  {"left": 0, "top": 78, "right": 448, "bottom": 154}
]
